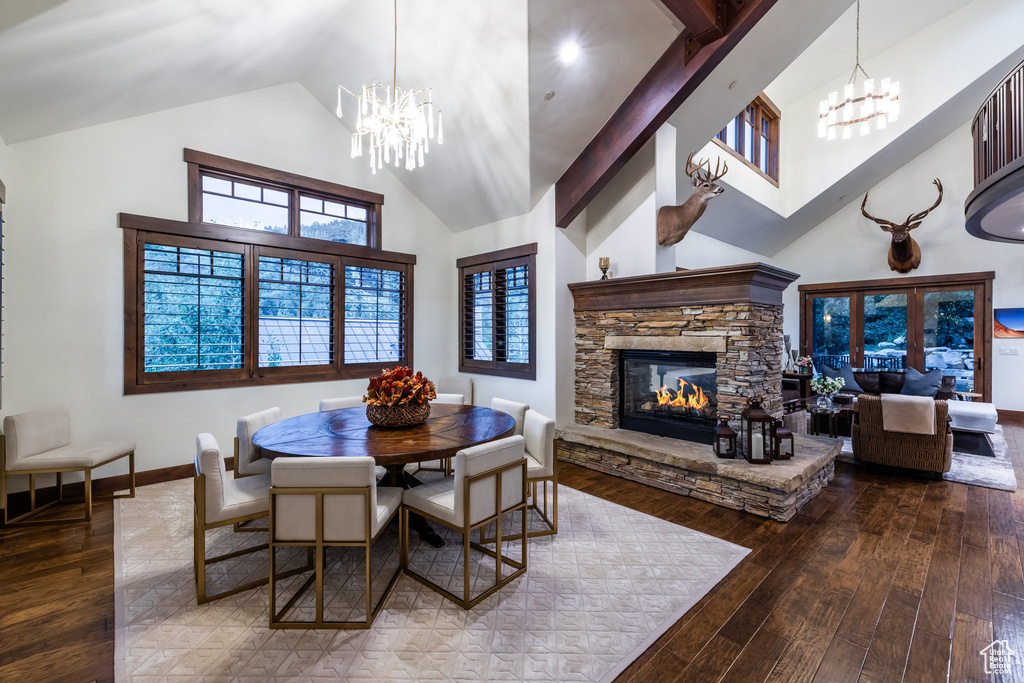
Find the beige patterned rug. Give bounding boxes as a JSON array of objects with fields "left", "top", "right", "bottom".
[{"left": 114, "top": 477, "right": 748, "bottom": 682}]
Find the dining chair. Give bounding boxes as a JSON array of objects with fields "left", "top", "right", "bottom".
[
  {"left": 406, "top": 393, "right": 465, "bottom": 477},
  {"left": 234, "top": 406, "right": 280, "bottom": 478},
  {"left": 269, "top": 456, "right": 403, "bottom": 629},
  {"left": 194, "top": 433, "right": 275, "bottom": 604},
  {"left": 1, "top": 406, "right": 135, "bottom": 524},
  {"left": 402, "top": 435, "right": 528, "bottom": 609},
  {"left": 319, "top": 396, "right": 364, "bottom": 412},
  {"left": 523, "top": 409, "right": 558, "bottom": 538},
  {"left": 490, "top": 398, "right": 529, "bottom": 436},
  {"left": 437, "top": 376, "right": 473, "bottom": 405}
]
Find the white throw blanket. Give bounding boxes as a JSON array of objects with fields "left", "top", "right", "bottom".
[{"left": 880, "top": 394, "right": 935, "bottom": 435}]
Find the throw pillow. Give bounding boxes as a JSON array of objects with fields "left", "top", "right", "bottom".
[
  {"left": 838, "top": 365, "right": 864, "bottom": 393},
  {"left": 901, "top": 367, "right": 942, "bottom": 397}
]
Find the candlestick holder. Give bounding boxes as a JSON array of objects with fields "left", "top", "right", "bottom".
[{"left": 599, "top": 257, "right": 610, "bottom": 280}]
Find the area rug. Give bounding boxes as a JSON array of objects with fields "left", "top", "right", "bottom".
[
  {"left": 838, "top": 425, "right": 1016, "bottom": 491},
  {"left": 114, "top": 478, "right": 748, "bottom": 682}
]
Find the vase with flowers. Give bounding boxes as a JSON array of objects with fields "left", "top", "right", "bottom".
[
  {"left": 363, "top": 366, "right": 437, "bottom": 427},
  {"left": 810, "top": 375, "right": 845, "bottom": 410},
  {"left": 794, "top": 356, "right": 813, "bottom": 374}
]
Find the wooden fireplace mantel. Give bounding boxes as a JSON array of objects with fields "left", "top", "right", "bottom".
[{"left": 567, "top": 262, "right": 800, "bottom": 312}]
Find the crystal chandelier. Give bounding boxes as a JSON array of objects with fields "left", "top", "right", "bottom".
[
  {"left": 818, "top": 0, "right": 900, "bottom": 141},
  {"left": 336, "top": 0, "right": 442, "bottom": 174}
]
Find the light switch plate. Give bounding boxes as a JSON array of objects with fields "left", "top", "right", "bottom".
[{"left": 999, "top": 347, "right": 1021, "bottom": 356}]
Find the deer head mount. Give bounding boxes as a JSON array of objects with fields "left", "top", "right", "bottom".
[
  {"left": 861, "top": 178, "right": 943, "bottom": 274},
  {"left": 657, "top": 152, "right": 728, "bottom": 247}
]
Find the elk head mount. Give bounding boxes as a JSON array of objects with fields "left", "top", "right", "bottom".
[
  {"left": 657, "top": 152, "right": 728, "bottom": 247},
  {"left": 861, "top": 178, "right": 943, "bottom": 274}
]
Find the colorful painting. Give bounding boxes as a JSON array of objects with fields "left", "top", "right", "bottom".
[{"left": 994, "top": 308, "right": 1024, "bottom": 339}]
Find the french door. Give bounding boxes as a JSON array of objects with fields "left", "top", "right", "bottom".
[{"left": 799, "top": 272, "right": 993, "bottom": 402}]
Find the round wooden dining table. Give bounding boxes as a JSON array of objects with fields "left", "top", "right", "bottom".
[{"left": 252, "top": 403, "right": 516, "bottom": 547}]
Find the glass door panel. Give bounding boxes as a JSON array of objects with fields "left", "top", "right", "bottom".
[
  {"left": 812, "top": 296, "right": 851, "bottom": 371},
  {"left": 923, "top": 289, "right": 976, "bottom": 392},
  {"left": 863, "top": 293, "right": 908, "bottom": 370}
]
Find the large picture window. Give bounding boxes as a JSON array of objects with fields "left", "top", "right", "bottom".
[
  {"left": 458, "top": 244, "right": 536, "bottom": 380},
  {"left": 715, "top": 93, "right": 780, "bottom": 184},
  {"left": 122, "top": 152, "right": 413, "bottom": 394}
]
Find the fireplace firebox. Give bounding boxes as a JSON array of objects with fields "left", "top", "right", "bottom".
[{"left": 619, "top": 350, "right": 718, "bottom": 443}]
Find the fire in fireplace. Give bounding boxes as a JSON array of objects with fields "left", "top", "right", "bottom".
[{"left": 619, "top": 350, "right": 718, "bottom": 443}]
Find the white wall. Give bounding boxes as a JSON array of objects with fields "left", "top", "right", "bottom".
[
  {"left": 2, "top": 83, "right": 457, "bottom": 483},
  {"left": 773, "top": 123, "right": 1024, "bottom": 410}
]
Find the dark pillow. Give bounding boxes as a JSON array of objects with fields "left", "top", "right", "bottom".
[
  {"left": 856, "top": 371, "right": 881, "bottom": 394},
  {"left": 838, "top": 365, "right": 864, "bottom": 393},
  {"left": 880, "top": 372, "right": 905, "bottom": 394},
  {"left": 901, "top": 367, "right": 942, "bottom": 397}
]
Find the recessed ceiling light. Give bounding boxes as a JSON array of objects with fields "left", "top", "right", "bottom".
[{"left": 559, "top": 40, "right": 580, "bottom": 64}]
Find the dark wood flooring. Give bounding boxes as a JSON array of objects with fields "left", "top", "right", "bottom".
[{"left": 2, "top": 417, "right": 1023, "bottom": 682}]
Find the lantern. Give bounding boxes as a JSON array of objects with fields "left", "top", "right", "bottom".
[
  {"left": 714, "top": 418, "right": 737, "bottom": 458},
  {"left": 773, "top": 419, "right": 794, "bottom": 460},
  {"left": 743, "top": 398, "right": 773, "bottom": 465}
]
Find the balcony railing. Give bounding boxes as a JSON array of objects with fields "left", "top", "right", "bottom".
[{"left": 972, "top": 57, "right": 1024, "bottom": 187}]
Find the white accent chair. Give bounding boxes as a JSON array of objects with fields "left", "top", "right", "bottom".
[
  {"left": 402, "top": 436, "right": 528, "bottom": 609},
  {"left": 437, "top": 376, "right": 473, "bottom": 405},
  {"left": 406, "top": 393, "right": 465, "bottom": 477},
  {"left": 269, "top": 456, "right": 403, "bottom": 629},
  {"left": 523, "top": 409, "right": 558, "bottom": 538},
  {"left": 433, "top": 393, "right": 466, "bottom": 405},
  {"left": 234, "top": 407, "right": 280, "bottom": 478},
  {"left": 194, "top": 433, "right": 273, "bottom": 604},
  {"left": 319, "top": 396, "right": 364, "bottom": 412},
  {"left": 491, "top": 398, "right": 529, "bottom": 436},
  {"left": 1, "top": 407, "right": 135, "bottom": 524}
]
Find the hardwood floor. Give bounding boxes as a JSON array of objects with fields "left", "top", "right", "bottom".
[{"left": 1, "top": 418, "right": 1023, "bottom": 682}]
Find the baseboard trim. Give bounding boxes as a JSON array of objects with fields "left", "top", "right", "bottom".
[{"left": 998, "top": 409, "right": 1024, "bottom": 426}]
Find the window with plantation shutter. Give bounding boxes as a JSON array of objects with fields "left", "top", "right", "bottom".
[
  {"left": 458, "top": 244, "right": 536, "bottom": 380},
  {"left": 258, "top": 254, "right": 335, "bottom": 368},
  {"left": 344, "top": 263, "right": 407, "bottom": 365}
]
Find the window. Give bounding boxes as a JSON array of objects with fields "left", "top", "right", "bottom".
[
  {"left": 186, "top": 149, "right": 381, "bottom": 247},
  {"left": 458, "top": 244, "right": 537, "bottom": 380},
  {"left": 715, "top": 93, "right": 780, "bottom": 184},
  {"left": 122, "top": 151, "right": 414, "bottom": 394}
]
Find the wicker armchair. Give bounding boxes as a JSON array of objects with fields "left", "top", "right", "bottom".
[{"left": 851, "top": 395, "right": 953, "bottom": 478}]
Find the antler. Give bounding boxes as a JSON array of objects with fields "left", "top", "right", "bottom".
[
  {"left": 685, "top": 151, "right": 728, "bottom": 183},
  {"left": 905, "top": 178, "right": 943, "bottom": 228},
  {"left": 860, "top": 191, "right": 896, "bottom": 233}
]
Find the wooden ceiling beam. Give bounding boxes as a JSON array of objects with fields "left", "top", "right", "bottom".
[
  {"left": 554, "top": 0, "right": 778, "bottom": 229},
  {"left": 661, "top": 0, "right": 726, "bottom": 44}
]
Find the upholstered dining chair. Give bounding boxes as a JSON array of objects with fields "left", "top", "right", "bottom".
[
  {"left": 402, "top": 435, "right": 528, "bottom": 609},
  {"left": 269, "top": 456, "right": 403, "bottom": 629},
  {"left": 235, "top": 407, "right": 280, "bottom": 478},
  {"left": 436, "top": 376, "right": 473, "bottom": 405},
  {"left": 319, "top": 396, "right": 364, "bottom": 412},
  {"left": 194, "top": 433, "right": 274, "bottom": 604},
  {"left": 490, "top": 398, "right": 529, "bottom": 436},
  {"left": 405, "top": 393, "right": 465, "bottom": 477},
  {"left": 1, "top": 406, "right": 135, "bottom": 524},
  {"left": 523, "top": 409, "right": 558, "bottom": 538}
]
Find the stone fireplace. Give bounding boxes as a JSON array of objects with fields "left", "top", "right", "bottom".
[{"left": 557, "top": 263, "right": 843, "bottom": 522}]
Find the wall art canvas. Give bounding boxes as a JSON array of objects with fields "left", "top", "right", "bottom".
[{"left": 994, "top": 307, "right": 1024, "bottom": 338}]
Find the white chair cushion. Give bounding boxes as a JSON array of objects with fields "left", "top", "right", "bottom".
[
  {"left": 319, "top": 397, "right": 364, "bottom": 412},
  {"left": 947, "top": 401, "right": 998, "bottom": 433},
  {"left": 236, "top": 407, "right": 281, "bottom": 475},
  {"left": 402, "top": 476, "right": 457, "bottom": 526},
  {"left": 437, "top": 377, "right": 473, "bottom": 405},
  {"left": 433, "top": 393, "right": 465, "bottom": 405},
  {"left": 239, "top": 456, "right": 271, "bottom": 475},
  {"left": 491, "top": 398, "right": 529, "bottom": 436},
  {"left": 523, "top": 409, "right": 555, "bottom": 479},
  {"left": 214, "top": 472, "right": 271, "bottom": 524},
  {"left": 7, "top": 440, "right": 135, "bottom": 472},
  {"left": 4, "top": 407, "right": 72, "bottom": 467}
]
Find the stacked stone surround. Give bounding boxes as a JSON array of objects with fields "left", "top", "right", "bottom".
[{"left": 574, "top": 302, "right": 785, "bottom": 430}]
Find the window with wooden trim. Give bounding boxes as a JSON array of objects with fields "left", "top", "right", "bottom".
[
  {"left": 715, "top": 93, "right": 780, "bottom": 184},
  {"left": 122, "top": 151, "right": 414, "bottom": 394},
  {"left": 458, "top": 244, "right": 537, "bottom": 380}
]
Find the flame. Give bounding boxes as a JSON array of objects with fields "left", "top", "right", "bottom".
[{"left": 656, "top": 378, "right": 710, "bottom": 411}]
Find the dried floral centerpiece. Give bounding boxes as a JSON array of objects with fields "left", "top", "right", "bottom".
[{"left": 364, "top": 366, "right": 437, "bottom": 427}]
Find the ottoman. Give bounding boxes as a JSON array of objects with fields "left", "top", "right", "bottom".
[{"left": 947, "top": 401, "right": 998, "bottom": 434}]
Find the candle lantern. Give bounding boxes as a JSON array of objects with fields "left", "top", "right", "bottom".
[
  {"left": 713, "top": 418, "right": 737, "bottom": 458},
  {"left": 743, "top": 398, "right": 773, "bottom": 465},
  {"left": 773, "top": 419, "right": 795, "bottom": 460}
]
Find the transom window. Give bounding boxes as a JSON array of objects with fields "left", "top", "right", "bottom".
[
  {"left": 715, "top": 93, "right": 780, "bottom": 184},
  {"left": 122, "top": 150, "right": 413, "bottom": 394},
  {"left": 458, "top": 244, "right": 536, "bottom": 380}
]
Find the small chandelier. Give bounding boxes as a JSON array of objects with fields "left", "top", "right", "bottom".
[
  {"left": 336, "top": 0, "right": 442, "bottom": 174},
  {"left": 818, "top": 0, "right": 899, "bottom": 141}
]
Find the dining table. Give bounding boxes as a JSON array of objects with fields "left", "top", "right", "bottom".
[{"left": 252, "top": 403, "right": 517, "bottom": 547}]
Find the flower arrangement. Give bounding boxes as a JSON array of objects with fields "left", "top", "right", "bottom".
[
  {"left": 794, "top": 356, "right": 813, "bottom": 372},
  {"left": 810, "top": 375, "right": 845, "bottom": 397},
  {"left": 364, "top": 366, "right": 437, "bottom": 407}
]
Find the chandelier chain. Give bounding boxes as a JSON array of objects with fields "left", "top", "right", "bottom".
[{"left": 848, "top": 0, "right": 871, "bottom": 85}]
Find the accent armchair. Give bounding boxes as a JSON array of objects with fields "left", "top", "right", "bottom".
[{"left": 852, "top": 394, "right": 953, "bottom": 478}]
